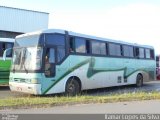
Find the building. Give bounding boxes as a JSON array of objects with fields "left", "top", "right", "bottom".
[{"left": 0, "top": 6, "right": 49, "bottom": 38}]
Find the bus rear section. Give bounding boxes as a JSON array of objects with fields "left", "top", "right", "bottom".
[
  {"left": 0, "top": 38, "right": 14, "bottom": 85},
  {"left": 156, "top": 55, "right": 160, "bottom": 80}
]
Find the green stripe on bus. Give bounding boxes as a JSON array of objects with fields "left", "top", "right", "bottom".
[
  {"left": 42, "top": 58, "right": 91, "bottom": 94},
  {"left": 43, "top": 58, "right": 149, "bottom": 95}
]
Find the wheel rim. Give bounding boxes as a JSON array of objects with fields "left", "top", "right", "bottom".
[
  {"left": 66, "top": 79, "right": 80, "bottom": 96},
  {"left": 67, "top": 81, "right": 76, "bottom": 95},
  {"left": 137, "top": 75, "right": 143, "bottom": 86}
]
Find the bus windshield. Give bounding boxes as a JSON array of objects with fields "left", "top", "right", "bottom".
[
  {"left": 12, "top": 47, "right": 42, "bottom": 71},
  {"left": 15, "top": 35, "right": 40, "bottom": 47}
]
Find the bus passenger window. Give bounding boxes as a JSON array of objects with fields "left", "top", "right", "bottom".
[
  {"left": 150, "top": 50, "right": 155, "bottom": 59},
  {"left": 57, "top": 47, "right": 65, "bottom": 62},
  {"left": 5, "top": 43, "right": 13, "bottom": 57},
  {"left": 145, "top": 49, "right": 151, "bottom": 59},
  {"left": 108, "top": 43, "right": 121, "bottom": 56},
  {"left": 49, "top": 49, "right": 55, "bottom": 63},
  {"left": 45, "top": 48, "right": 56, "bottom": 77},
  {"left": 0, "top": 42, "right": 2, "bottom": 57},
  {"left": 75, "top": 37, "right": 86, "bottom": 53},
  {"left": 45, "top": 48, "right": 55, "bottom": 64},
  {"left": 69, "top": 37, "right": 74, "bottom": 52},
  {"left": 135, "top": 47, "right": 139, "bottom": 58},
  {"left": 135, "top": 47, "right": 144, "bottom": 59},
  {"left": 86, "top": 40, "right": 90, "bottom": 54}
]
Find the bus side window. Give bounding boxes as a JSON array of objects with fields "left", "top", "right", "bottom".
[
  {"left": 0, "top": 42, "right": 6, "bottom": 57},
  {"left": 69, "top": 37, "right": 74, "bottom": 52},
  {"left": 2, "top": 42, "right": 5, "bottom": 55},
  {"left": 86, "top": 40, "right": 90, "bottom": 54},
  {"left": 45, "top": 48, "right": 55, "bottom": 64},
  {"left": 150, "top": 49, "right": 155, "bottom": 59},
  {"left": 135, "top": 47, "right": 145, "bottom": 59},
  {"left": 5, "top": 43, "right": 13, "bottom": 57},
  {"left": 0, "top": 42, "right": 2, "bottom": 57},
  {"left": 135, "top": 47, "right": 139, "bottom": 58},
  {"left": 45, "top": 48, "right": 56, "bottom": 77}
]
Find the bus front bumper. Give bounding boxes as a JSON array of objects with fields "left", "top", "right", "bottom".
[{"left": 9, "top": 82, "right": 41, "bottom": 95}]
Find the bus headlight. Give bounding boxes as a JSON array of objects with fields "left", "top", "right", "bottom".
[
  {"left": 31, "top": 79, "right": 39, "bottom": 84},
  {"left": 9, "top": 77, "right": 13, "bottom": 82}
]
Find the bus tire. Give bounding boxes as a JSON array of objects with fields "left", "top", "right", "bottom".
[
  {"left": 65, "top": 77, "right": 80, "bottom": 96},
  {"left": 136, "top": 74, "right": 143, "bottom": 87}
]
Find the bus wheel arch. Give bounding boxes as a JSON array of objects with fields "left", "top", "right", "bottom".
[
  {"left": 65, "top": 76, "right": 81, "bottom": 96},
  {"left": 136, "top": 73, "right": 143, "bottom": 87}
]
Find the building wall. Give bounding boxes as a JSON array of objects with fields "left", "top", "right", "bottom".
[
  {"left": 0, "top": 6, "right": 49, "bottom": 34},
  {"left": 0, "top": 30, "right": 22, "bottom": 38}
]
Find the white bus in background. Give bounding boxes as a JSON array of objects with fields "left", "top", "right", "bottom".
[
  {"left": 0, "top": 38, "right": 14, "bottom": 84},
  {"left": 4, "top": 29, "right": 156, "bottom": 96}
]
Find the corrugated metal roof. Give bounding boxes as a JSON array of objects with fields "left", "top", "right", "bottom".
[
  {"left": 0, "top": 5, "right": 49, "bottom": 14},
  {"left": 0, "top": 6, "right": 49, "bottom": 33}
]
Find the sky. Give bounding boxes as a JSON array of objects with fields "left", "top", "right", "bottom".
[{"left": 0, "top": 0, "right": 160, "bottom": 54}]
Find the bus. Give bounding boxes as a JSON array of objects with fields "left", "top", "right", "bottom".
[
  {"left": 156, "top": 55, "right": 160, "bottom": 80},
  {"left": 0, "top": 38, "right": 14, "bottom": 84},
  {"left": 5, "top": 29, "right": 156, "bottom": 95}
]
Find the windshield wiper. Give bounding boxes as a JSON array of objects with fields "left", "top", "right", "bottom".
[
  {"left": 12, "top": 49, "right": 21, "bottom": 73},
  {"left": 22, "top": 48, "right": 28, "bottom": 73}
]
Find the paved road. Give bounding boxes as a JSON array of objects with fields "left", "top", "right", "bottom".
[
  {"left": 85, "top": 80, "right": 160, "bottom": 96},
  {"left": 0, "top": 100, "right": 160, "bottom": 114},
  {"left": 0, "top": 81, "right": 160, "bottom": 99},
  {"left": 0, "top": 86, "right": 30, "bottom": 99}
]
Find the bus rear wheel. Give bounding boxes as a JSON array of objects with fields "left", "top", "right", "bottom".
[
  {"left": 65, "top": 78, "right": 80, "bottom": 96},
  {"left": 136, "top": 74, "right": 143, "bottom": 87}
]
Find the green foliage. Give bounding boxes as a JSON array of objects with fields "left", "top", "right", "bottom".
[{"left": 1, "top": 91, "right": 160, "bottom": 109}]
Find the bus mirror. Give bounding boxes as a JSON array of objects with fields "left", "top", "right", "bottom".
[{"left": 3, "top": 48, "right": 12, "bottom": 61}]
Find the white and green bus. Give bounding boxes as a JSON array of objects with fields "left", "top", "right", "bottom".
[
  {"left": 6, "top": 29, "right": 156, "bottom": 95},
  {"left": 0, "top": 38, "right": 14, "bottom": 84}
]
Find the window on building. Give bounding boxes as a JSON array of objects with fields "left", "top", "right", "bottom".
[
  {"left": 123, "top": 45, "right": 134, "bottom": 57},
  {"left": 109, "top": 43, "right": 121, "bottom": 56},
  {"left": 0, "top": 31, "right": 22, "bottom": 38}
]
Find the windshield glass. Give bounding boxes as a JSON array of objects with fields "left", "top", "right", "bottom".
[
  {"left": 15, "top": 35, "right": 40, "bottom": 47},
  {"left": 12, "top": 47, "right": 42, "bottom": 71}
]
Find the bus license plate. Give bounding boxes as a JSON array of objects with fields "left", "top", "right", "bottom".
[{"left": 17, "top": 87, "right": 22, "bottom": 91}]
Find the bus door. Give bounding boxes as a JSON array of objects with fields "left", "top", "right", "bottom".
[{"left": 44, "top": 47, "right": 56, "bottom": 77}]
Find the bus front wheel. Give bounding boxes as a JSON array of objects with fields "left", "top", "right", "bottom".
[
  {"left": 136, "top": 74, "right": 143, "bottom": 87},
  {"left": 65, "top": 77, "right": 80, "bottom": 96}
]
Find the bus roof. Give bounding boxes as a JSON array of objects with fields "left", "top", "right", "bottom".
[
  {"left": 0, "top": 38, "right": 15, "bottom": 43},
  {"left": 16, "top": 29, "right": 153, "bottom": 49}
]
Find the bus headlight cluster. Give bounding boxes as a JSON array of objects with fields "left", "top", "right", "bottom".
[
  {"left": 9, "top": 77, "right": 13, "bottom": 82},
  {"left": 31, "top": 79, "right": 39, "bottom": 84}
]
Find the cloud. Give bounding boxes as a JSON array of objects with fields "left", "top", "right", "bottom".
[
  {"left": 49, "top": 3, "right": 160, "bottom": 54},
  {"left": 103, "top": 3, "right": 160, "bottom": 54}
]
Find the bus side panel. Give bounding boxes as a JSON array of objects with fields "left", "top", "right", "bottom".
[
  {"left": 41, "top": 56, "right": 70, "bottom": 94},
  {"left": 42, "top": 54, "right": 156, "bottom": 94},
  {"left": 0, "top": 59, "right": 11, "bottom": 84}
]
